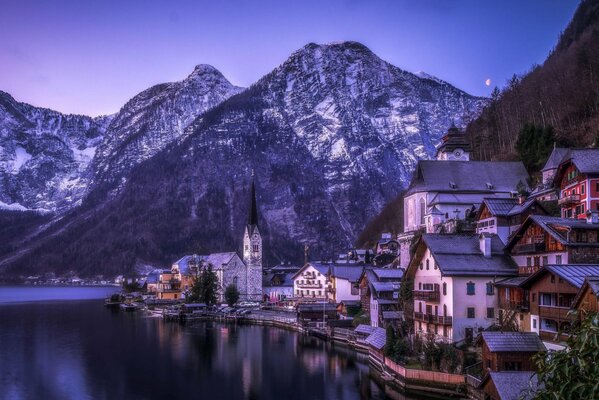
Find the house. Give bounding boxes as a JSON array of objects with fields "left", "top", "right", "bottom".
[
  {"left": 328, "top": 264, "right": 364, "bottom": 304},
  {"left": 172, "top": 254, "right": 202, "bottom": 292},
  {"left": 373, "top": 233, "right": 400, "bottom": 266},
  {"left": 478, "top": 332, "right": 545, "bottom": 372},
  {"left": 337, "top": 300, "right": 362, "bottom": 318},
  {"left": 296, "top": 303, "right": 337, "bottom": 327},
  {"left": 406, "top": 233, "right": 517, "bottom": 343},
  {"left": 553, "top": 148, "right": 599, "bottom": 218},
  {"left": 360, "top": 268, "right": 403, "bottom": 328},
  {"left": 493, "top": 276, "right": 530, "bottom": 331},
  {"left": 262, "top": 272, "right": 295, "bottom": 304},
  {"left": 506, "top": 214, "right": 599, "bottom": 276},
  {"left": 292, "top": 262, "right": 330, "bottom": 302},
  {"left": 571, "top": 276, "right": 599, "bottom": 319},
  {"left": 476, "top": 197, "right": 547, "bottom": 244},
  {"left": 520, "top": 264, "right": 599, "bottom": 343},
  {"left": 479, "top": 371, "right": 539, "bottom": 400},
  {"left": 145, "top": 270, "right": 161, "bottom": 294},
  {"left": 156, "top": 269, "right": 181, "bottom": 300}
]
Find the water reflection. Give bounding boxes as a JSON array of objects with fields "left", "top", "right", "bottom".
[{"left": 0, "top": 296, "right": 432, "bottom": 400}]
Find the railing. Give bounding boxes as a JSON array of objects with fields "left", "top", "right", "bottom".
[
  {"left": 413, "top": 289, "right": 440, "bottom": 302},
  {"left": 499, "top": 299, "right": 529, "bottom": 311},
  {"left": 297, "top": 282, "right": 322, "bottom": 288},
  {"left": 538, "top": 305, "right": 572, "bottom": 320},
  {"left": 558, "top": 194, "right": 581, "bottom": 206},
  {"left": 384, "top": 358, "right": 465, "bottom": 385},
  {"left": 413, "top": 312, "right": 452, "bottom": 325},
  {"left": 513, "top": 242, "right": 545, "bottom": 254}
]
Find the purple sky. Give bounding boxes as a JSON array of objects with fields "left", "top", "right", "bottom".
[{"left": 0, "top": 0, "right": 578, "bottom": 116}]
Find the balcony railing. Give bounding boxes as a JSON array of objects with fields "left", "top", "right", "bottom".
[
  {"left": 413, "top": 289, "right": 440, "bottom": 302},
  {"left": 558, "top": 194, "right": 581, "bottom": 206},
  {"left": 538, "top": 305, "right": 573, "bottom": 320},
  {"left": 499, "top": 299, "right": 529, "bottom": 311},
  {"left": 513, "top": 242, "right": 545, "bottom": 254},
  {"left": 413, "top": 312, "right": 452, "bottom": 325},
  {"left": 297, "top": 282, "right": 322, "bottom": 289}
]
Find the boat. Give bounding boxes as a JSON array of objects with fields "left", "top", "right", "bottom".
[{"left": 119, "top": 303, "right": 139, "bottom": 312}]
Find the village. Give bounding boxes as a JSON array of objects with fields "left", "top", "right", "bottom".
[{"left": 108, "top": 127, "right": 599, "bottom": 400}]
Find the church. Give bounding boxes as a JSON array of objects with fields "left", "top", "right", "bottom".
[{"left": 157, "top": 174, "right": 263, "bottom": 302}]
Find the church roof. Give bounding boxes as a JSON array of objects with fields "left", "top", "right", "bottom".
[
  {"left": 201, "top": 252, "right": 239, "bottom": 268},
  {"left": 542, "top": 147, "right": 569, "bottom": 171},
  {"left": 406, "top": 161, "right": 529, "bottom": 196}
]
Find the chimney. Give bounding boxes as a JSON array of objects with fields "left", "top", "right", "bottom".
[
  {"left": 479, "top": 233, "right": 492, "bottom": 258},
  {"left": 518, "top": 195, "right": 526, "bottom": 205},
  {"left": 587, "top": 210, "right": 599, "bottom": 225}
]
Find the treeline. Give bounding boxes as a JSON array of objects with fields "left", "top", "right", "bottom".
[{"left": 466, "top": 0, "right": 599, "bottom": 162}]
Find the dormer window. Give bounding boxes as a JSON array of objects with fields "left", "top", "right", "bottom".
[
  {"left": 449, "top": 181, "right": 457, "bottom": 189},
  {"left": 486, "top": 182, "right": 494, "bottom": 189}
]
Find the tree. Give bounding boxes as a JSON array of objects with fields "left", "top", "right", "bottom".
[
  {"left": 187, "top": 264, "right": 219, "bottom": 305},
  {"left": 384, "top": 325, "right": 397, "bottom": 357},
  {"left": 515, "top": 124, "right": 556, "bottom": 173},
  {"left": 531, "top": 313, "right": 599, "bottom": 399},
  {"left": 224, "top": 284, "right": 240, "bottom": 306}
]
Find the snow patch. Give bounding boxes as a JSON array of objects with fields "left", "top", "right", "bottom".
[
  {"left": 0, "top": 200, "right": 29, "bottom": 211},
  {"left": 10, "top": 146, "right": 32, "bottom": 173}
]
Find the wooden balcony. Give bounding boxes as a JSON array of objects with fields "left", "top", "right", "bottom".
[
  {"left": 558, "top": 194, "right": 581, "bottom": 206},
  {"left": 297, "top": 282, "right": 322, "bottom": 289},
  {"left": 499, "top": 299, "right": 529, "bottom": 311},
  {"left": 413, "top": 289, "right": 440, "bottom": 302},
  {"left": 538, "top": 305, "right": 572, "bottom": 321},
  {"left": 513, "top": 242, "right": 545, "bottom": 254},
  {"left": 413, "top": 312, "right": 452, "bottom": 325}
]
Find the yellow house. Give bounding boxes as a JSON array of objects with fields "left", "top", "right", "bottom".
[{"left": 156, "top": 270, "right": 182, "bottom": 300}]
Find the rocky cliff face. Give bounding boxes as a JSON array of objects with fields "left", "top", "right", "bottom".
[
  {"left": 0, "top": 41, "right": 486, "bottom": 277},
  {"left": 0, "top": 91, "right": 112, "bottom": 212},
  {"left": 91, "top": 65, "right": 243, "bottom": 186}
]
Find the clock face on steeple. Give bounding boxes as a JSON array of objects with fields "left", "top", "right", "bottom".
[{"left": 453, "top": 149, "right": 463, "bottom": 158}]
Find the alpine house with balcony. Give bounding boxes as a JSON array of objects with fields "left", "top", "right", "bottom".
[
  {"left": 553, "top": 148, "right": 599, "bottom": 219},
  {"left": 292, "top": 262, "right": 331, "bottom": 302},
  {"left": 519, "top": 264, "right": 599, "bottom": 345},
  {"left": 406, "top": 233, "right": 517, "bottom": 343}
]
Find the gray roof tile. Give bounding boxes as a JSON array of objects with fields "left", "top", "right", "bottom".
[
  {"left": 481, "top": 332, "right": 546, "bottom": 352},
  {"left": 484, "top": 372, "right": 539, "bottom": 400},
  {"left": 365, "top": 327, "right": 387, "bottom": 350}
]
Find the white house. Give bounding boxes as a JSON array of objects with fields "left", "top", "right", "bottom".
[
  {"left": 292, "top": 263, "right": 330, "bottom": 302},
  {"left": 406, "top": 233, "right": 518, "bottom": 343},
  {"left": 328, "top": 265, "right": 364, "bottom": 303}
]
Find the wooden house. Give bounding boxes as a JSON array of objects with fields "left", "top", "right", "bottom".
[{"left": 478, "top": 332, "right": 545, "bottom": 372}]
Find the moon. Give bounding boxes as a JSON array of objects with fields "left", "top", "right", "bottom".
[{"left": 485, "top": 78, "right": 491, "bottom": 86}]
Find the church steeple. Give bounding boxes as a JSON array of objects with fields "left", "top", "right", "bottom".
[{"left": 248, "top": 171, "right": 258, "bottom": 227}]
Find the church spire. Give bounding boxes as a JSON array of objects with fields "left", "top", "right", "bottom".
[{"left": 248, "top": 171, "right": 258, "bottom": 227}]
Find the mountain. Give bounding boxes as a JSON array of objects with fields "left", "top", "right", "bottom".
[
  {"left": 0, "top": 91, "right": 112, "bottom": 212},
  {"left": 91, "top": 64, "right": 243, "bottom": 187},
  {"left": 465, "top": 0, "right": 599, "bottom": 162},
  {"left": 0, "top": 41, "right": 486, "bottom": 277}
]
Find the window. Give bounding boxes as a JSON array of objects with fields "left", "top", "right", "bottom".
[
  {"left": 542, "top": 256, "right": 548, "bottom": 266},
  {"left": 467, "top": 307, "right": 475, "bottom": 318},
  {"left": 443, "top": 304, "right": 447, "bottom": 316},
  {"left": 419, "top": 282, "right": 422, "bottom": 290},
  {"left": 486, "top": 282, "right": 494, "bottom": 295},
  {"left": 426, "top": 260, "right": 429, "bottom": 270},
  {"left": 487, "top": 307, "right": 495, "bottom": 319},
  {"left": 434, "top": 262, "right": 438, "bottom": 270},
  {"left": 466, "top": 281, "right": 475, "bottom": 295},
  {"left": 419, "top": 199, "right": 426, "bottom": 226},
  {"left": 556, "top": 255, "right": 562, "bottom": 265},
  {"left": 504, "top": 361, "right": 522, "bottom": 371},
  {"left": 596, "top": 182, "right": 599, "bottom": 193},
  {"left": 442, "top": 282, "right": 447, "bottom": 296},
  {"left": 550, "top": 274, "right": 555, "bottom": 283},
  {"left": 581, "top": 184, "right": 585, "bottom": 195},
  {"left": 533, "top": 257, "right": 540, "bottom": 267},
  {"left": 419, "top": 263, "right": 423, "bottom": 270},
  {"left": 419, "top": 302, "right": 423, "bottom": 312},
  {"left": 252, "top": 244, "right": 259, "bottom": 252},
  {"left": 533, "top": 318, "right": 537, "bottom": 329},
  {"left": 526, "top": 257, "right": 532, "bottom": 267}
]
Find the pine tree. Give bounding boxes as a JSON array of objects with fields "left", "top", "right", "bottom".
[{"left": 224, "top": 284, "right": 240, "bottom": 306}]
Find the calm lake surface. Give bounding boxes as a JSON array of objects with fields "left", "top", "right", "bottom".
[{"left": 0, "top": 287, "right": 430, "bottom": 400}]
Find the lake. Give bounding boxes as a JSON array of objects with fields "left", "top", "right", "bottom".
[{"left": 0, "top": 287, "right": 428, "bottom": 400}]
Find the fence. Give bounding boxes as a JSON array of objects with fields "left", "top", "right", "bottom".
[{"left": 384, "top": 358, "right": 465, "bottom": 385}]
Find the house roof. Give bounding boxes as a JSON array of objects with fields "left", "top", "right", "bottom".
[
  {"left": 521, "top": 265, "right": 599, "bottom": 289},
  {"left": 506, "top": 215, "right": 599, "bottom": 250},
  {"left": 330, "top": 265, "right": 365, "bottom": 282},
  {"left": 559, "top": 148, "right": 599, "bottom": 175},
  {"left": 480, "top": 332, "right": 546, "bottom": 352},
  {"left": 173, "top": 254, "right": 202, "bottom": 274},
  {"left": 365, "top": 327, "right": 387, "bottom": 350},
  {"left": 406, "top": 161, "right": 529, "bottom": 196},
  {"left": 291, "top": 262, "right": 331, "bottom": 280},
  {"left": 146, "top": 269, "right": 161, "bottom": 284},
  {"left": 354, "top": 324, "right": 377, "bottom": 335},
  {"left": 382, "top": 311, "right": 402, "bottom": 320},
  {"left": 479, "top": 197, "right": 544, "bottom": 218},
  {"left": 480, "top": 372, "right": 538, "bottom": 400},
  {"left": 413, "top": 234, "right": 517, "bottom": 277},
  {"left": 372, "top": 268, "right": 404, "bottom": 280},
  {"left": 371, "top": 282, "right": 400, "bottom": 294},
  {"left": 542, "top": 147, "right": 569, "bottom": 171},
  {"left": 495, "top": 276, "right": 528, "bottom": 287},
  {"left": 297, "top": 303, "right": 337, "bottom": 312},
  {"left": 572, "top": 276, "right": 599, "bottom": 309}
]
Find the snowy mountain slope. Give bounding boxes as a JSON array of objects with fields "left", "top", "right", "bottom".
[
  {"left": 91, "top": 64, "right": 243, "bottom": 186},
  {"left": 0, "top": 90, "right": 112, "bottom": 211}
]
